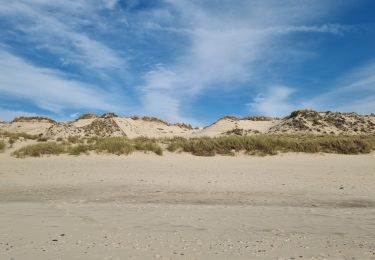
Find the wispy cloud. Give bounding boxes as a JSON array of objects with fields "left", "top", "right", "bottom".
[
  {"left": 136, "top": 0, "right": 354, "bottom": 122},
  {"left": 248, "top": 86, "right": 297, "bottom": 117},
  {"left": 303, "top": 62, "right": 375, "bottom": 114},
  {"left": 0, "top": 1, "right": 125, "bottom": 70},
  {"left": 0, "top": 50, "right": 120, "bottom": 114},
  {"left": 0, "top": 108, "right": 37, "bottom": 122}
]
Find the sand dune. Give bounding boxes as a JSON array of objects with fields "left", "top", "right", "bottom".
[{"left": 1, "top": 110, "right": 374, "bottom": 140}]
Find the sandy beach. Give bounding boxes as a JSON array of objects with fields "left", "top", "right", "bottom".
[{"left": 0, "top": 152, "right": 374, "bottom": 259}]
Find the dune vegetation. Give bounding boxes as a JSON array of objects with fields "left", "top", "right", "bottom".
[
  {"left": 0, "top": 140, "right": 5, "bottom": 151},
  {"left": 165, "top": 135, "right": 375, "bottom": 156},
  {"left": 12, "top": 137, "right": 163, "bottom": 158},
  {"left": 0, "top": 131, "right": 39, "bottom": 141},
  {"left": 9, "top": 134, "right": 375, "bottom": 158}
]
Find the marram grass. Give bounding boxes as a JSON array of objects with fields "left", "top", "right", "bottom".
[
  {"left": 12, "top": 137, "right": 164, "bottom": 157},
  {"left": 0, "top": 140, "right": 5, "bottom": 151},
  {"left": 165, "top": 135, "right": 375, "bottom": 156},
  {"left": 11, "top": 134, "right": 375, "bottom": 158}
]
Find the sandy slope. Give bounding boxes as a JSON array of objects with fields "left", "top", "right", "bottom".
[
  {"left": 0, "top": 121, "right": 53, "bottom": 135},
  {"left": 194, "top": 118, "right": 280, "bottom": 137},
  {"left": 0, "top": 152, "right": 374, "bottom": 259},
  {"left": 114, "top": 118, "right": 196, "bottom": 138}
]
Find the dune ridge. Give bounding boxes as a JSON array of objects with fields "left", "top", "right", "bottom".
[{"left": 0, "top": 109, "right": 374, "bottom": 139}]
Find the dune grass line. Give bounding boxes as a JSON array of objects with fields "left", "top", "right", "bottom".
[
  {"left": 12, "top": 137, "right": 163, "bottom": 157},
  {"left": 11, "top": 134, "right": 375, "bottom": 158},
  {"left": 165, "top": 135, "right": 375, "bottom": 156}
]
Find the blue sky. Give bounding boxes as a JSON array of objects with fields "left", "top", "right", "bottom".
[{"left": 0, "top": 0, "right": 374, "bottom": 125}]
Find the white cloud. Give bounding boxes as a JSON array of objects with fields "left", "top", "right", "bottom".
[
  {"left": 137, "top": 0, "right": 354, "bottom": 122},
  {"left": 0, "top": 1, "right": 124, "bottom": 70},
  {"left": 0, "top": 50, "right": 120, "bottom": 114},
  {"left": 303, "top": 62, "right": 375, "bottom": 114},
  {"left": 248, "top": 86, "right": 296, "bottom": 117},
  {"left": 0, "top": 108, "right": 37, "bottom": 122}
]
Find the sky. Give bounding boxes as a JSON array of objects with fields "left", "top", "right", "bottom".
[{"left": 0, "top": 0, "right": 374, "bottom": 125}]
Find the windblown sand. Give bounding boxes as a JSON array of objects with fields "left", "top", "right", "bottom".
[{"left": 0, "top": 152, "right": 374, "bottom": 259}]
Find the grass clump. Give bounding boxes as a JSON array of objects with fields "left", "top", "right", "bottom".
[
  {"left": 67, "top": 136, "right": 81, "bottom": 144},
  {"left": 92, "top": 137, "right": 134, "bottom": 155},
  {"left": 91, "top": 137, "right": 163, "bottom": 156},
  {"left": 13, "top": 142, "right": 67, "bottom": 158},
  {"left": 69, "top": 137, "right": 163, "bottom": 156},
  {"left": 0, "top": 131, "right": 38, "bottom": 141},
  {"left": 68, "top": 144, "right": 90, "bottom": 155},
  {"left": 0, "top": 140, "right": 5, "bottom": 151},
  {"left": 133, "top": 137, "right": 163, "bottom": 155}
]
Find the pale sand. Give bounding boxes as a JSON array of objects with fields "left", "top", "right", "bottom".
[{"left": 0, "top": 153, "right": 374, "bottom": 259}]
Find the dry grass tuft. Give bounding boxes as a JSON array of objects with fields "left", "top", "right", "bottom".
[
  {"left": 0, "top": 140, "right": 5, "bottom": 151},
  {"left": 76, "top": 113, "right": 98, "bottom": 120},
  {"left": 11, "top": 116, "right": 56, "bottom": 123},
  {"left": 13, "top": 142, "right": 66, "bottom": 158},
  {"left": 0, "top": 131, "right": 38, "bottom": 140}
]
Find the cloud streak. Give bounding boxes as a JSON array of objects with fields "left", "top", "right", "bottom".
[
  {"left": 0, "top": 1, "right": 125, "bottom": 70},
  {"left": 137, "top": 0, "right": 355, "bottom": 122},
  {"left": 0, "top": 50, "right": 120, "bottom": 114},
  {"left": 248, "top": 86, "right": 296, "bottom": 117},
  {"left": 303, "top": 62, "right": 375, "bottom": 114}
]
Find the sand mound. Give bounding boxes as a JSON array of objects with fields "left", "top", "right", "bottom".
[
  {"left": 1, "top": 117, "right": 55, "bottom": 135},
  {"left": 194, "top": 116, "right": 280, "bottom": 137},
  {"left": 269, "top": 110, "right": 375, "bottom": 134},
  {"left": 76, "top": 113, "right": 98, "bottom": 120},
  {"left": 2, "top": 110, "right": 374, "bottom": 138},
  {"left": 115, "top": 117, "right": 196, "bottom": 138},
  {"left": 45, "top": 118, "right": 126, "bottom": 138},
  {"left": 11, "top": 116, "right": 56, "bottom": 124}
]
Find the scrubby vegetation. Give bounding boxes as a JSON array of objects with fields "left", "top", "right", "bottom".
[
  {"left": 76, "top": 113, "right": 98, "bottom": 120},
  {"left": 0, "top": 140, "right": 5, "bottom": 151},
  {"left": 13, "top": 142, "right": 66, "bottom": 158},
  {"left": 12, "top": 137, "right": 164, "bottom": 157},
  {"left": 11, "top": 134, "right": 375, "bottom": 158},
  {"left": 165, "top": 135, "right": 375, "bottom": 156},
  {"left": 0, "top": 131, "right": 39, "bottom": 140},
  {"left": 11, "top": 116, "right": 56, "bottom": 123},
  {"left": 0, "top": 131, "right": 43, "bottom": 146}
]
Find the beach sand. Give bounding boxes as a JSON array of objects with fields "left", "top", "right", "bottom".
[{"left": 0, "top": 152, "right": 374, "bottom": 259}]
